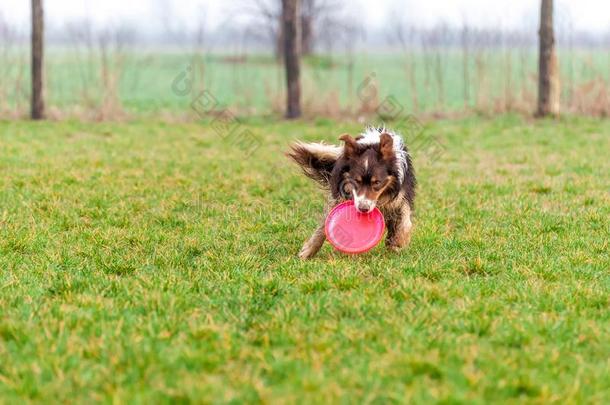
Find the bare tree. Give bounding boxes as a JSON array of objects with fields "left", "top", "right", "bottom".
[
  {"left": 65, "top": 19, "right": 98, "bottom": 109},
  {"left": 300, "top": 0, "right": 345, "bottom": 55},
  {"left": 97, "top": 26, "right": 135, "bottom": 120},
  {"left": 300, "top": 1, "right": 314, "bottom": 55},
  {"left": 282, "top": 0, "right": 301, "bottom": 118},
  {"left": 31, "top": 0, "right": 44, "bottom": 119},
  {"left": 236, "top": 0, "right": 282, "bottom": 57},
  {"left": 420, "top": 24, "right": 448, "bottom": 111},
  {"left": 461, "top": 24, "right": 470, "bottom": 109},
  {"left": 0, "top": 13, "right": 18, "bottom": 113},
  {"left": 191, "top": 6, "right": 208, "bottom": 103},
  {"left": 537, "top": 0, "right": 560, "bottom": 116},
  {"left": 237, "top": 0, "right": 347, "bottom": 57},
  {"left": 390, "top": 16, "right": 419, "bottom": 112},
  {"left": 63, "top": 20, "right": 135, "bottom": 119}
]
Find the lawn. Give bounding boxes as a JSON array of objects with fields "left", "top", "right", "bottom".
[
  {"left": 1, "top": 50, "right": 609, "bottom": 116},
  {"left": 0, "top": 115, "right": 609, "bottom": 403}
]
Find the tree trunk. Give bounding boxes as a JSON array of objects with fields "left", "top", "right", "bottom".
[
  {"left": 275, "top": 28, "right": 283, "bottom": 61},
  {"left": 31, "top": 0, "right": 45, "bottom": 120},
  {"left": 301, "top": 14, "right": 313, "bottom": 56},
  {"left": 537, "top": 0, "right": 559, "bottom": 117},
  {"left": 461, "top": 26, "right": 470, "bottom": 109},
  {"left": 282, "top": 0, "right": 301, "bottom": 119}
]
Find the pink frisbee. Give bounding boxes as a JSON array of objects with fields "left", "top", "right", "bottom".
[{"left": 324, "top": 200, "right": 385, "bottom": 254}]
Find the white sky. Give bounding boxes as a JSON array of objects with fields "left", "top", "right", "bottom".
[{"left": 0, "top": 0, "right": 608, "bottom": 33}]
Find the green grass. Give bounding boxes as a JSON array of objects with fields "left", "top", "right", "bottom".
[
  {"left": 0, "top": 116, "right": 609, "bottom": 403},
  {"left": 1, "top": 50, "right": 609, "bottom": 115}
]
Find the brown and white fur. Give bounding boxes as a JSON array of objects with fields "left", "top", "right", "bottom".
[{"left": 287, "top": 127, "right": 416, "bottom": 259}]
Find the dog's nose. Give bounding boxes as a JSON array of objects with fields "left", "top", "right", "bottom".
[{"left": 356, "top": 201, "right": 373, "bottom": 213}]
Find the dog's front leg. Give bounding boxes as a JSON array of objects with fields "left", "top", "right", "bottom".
[
  {"left": 298, "top": 199, "right": 336, "bottom": 260},
  {"left": 386, "top": 203, "right": 413, "bottom": 252},
  {"left": 298, "top": 223, "right": 326, "bottom": 259}
]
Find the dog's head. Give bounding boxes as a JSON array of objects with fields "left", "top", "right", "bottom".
[{"left": 332, "top": 133, "right": 399, "bottom": 213}]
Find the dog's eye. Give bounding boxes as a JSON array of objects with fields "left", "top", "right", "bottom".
[{"left": 372, "top": 180, "right": 381, "bottom": 187}]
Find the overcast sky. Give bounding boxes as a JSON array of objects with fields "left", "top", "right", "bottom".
[{"left": 1, "top": 0, "right": 609, "bottom": 34}]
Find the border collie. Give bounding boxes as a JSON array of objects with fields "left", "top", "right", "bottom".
[{"left": 287, "top": 127, "right": 416, "bottom": 259}]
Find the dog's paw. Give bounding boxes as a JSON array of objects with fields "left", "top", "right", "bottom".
[
  {"left": 386, "top": 232, "right": 411, "bottom": 253},
  {"left": 386, "top": 244, "right": 403, "bottom": 253},
  {"left": 298, "top": 247, "right": 316, "bottom": 260},
  {"left": 386, "top": 238, "right": 408, "bottom": 252}
]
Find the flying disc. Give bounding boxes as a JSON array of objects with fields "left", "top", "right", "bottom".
[{"left": 324, "top": 200, "right": 385, "bottom": 254}]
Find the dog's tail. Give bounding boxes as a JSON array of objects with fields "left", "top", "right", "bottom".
[{"left": 286, "top": 142, "right": 342, "bottom": 187}]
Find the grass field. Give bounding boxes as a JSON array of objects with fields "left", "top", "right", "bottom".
[
  {"left": 1, "top": 50, "right": 609, "bottom": 116},
  {"left": 0, "top": 115, "right": 609, "bottom": 403}
]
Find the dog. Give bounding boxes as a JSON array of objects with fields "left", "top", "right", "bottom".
[{"left": 287, "top": 126, "right": 416, "bottom": 259}]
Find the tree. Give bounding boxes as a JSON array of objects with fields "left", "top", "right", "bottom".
[
  {"left": 300, "top": 0, "right": 343, "bottom": 55},
  {"left": 238, "top": 0, "right": 347, "bottom": 58},
  {"left": 300, "top": 2, "right": 314, "bottom": 55},
  {"left": 282, "top": 0, "right": 301, "bottom": 118},
  {"left": 31, "top": 0, "right": 45, "bottom": 119},
  {"left": 536, "top": 0, "right": 559, "bottom": 117}
]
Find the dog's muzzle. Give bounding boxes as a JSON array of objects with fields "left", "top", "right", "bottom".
[{"left": 352, "top": 191, "right": 376, "bottom": 213}]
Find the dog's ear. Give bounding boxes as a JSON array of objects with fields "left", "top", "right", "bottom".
[
  {"left": 339, "top": 134, "right": 358, "bottom": 157},
  {"left": 379, "top": 133, "right": 394, "bottom": 161}
]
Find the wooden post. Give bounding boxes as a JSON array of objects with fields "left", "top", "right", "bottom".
[
  {"left": 282, "top": 0, "right": 301, "bottom": 119},
  {"left": 537, "top": 0, "right": 559, "bottom": 117},
  {"left": 31, "top": 0, "right": 45, "bottom": 120}
]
